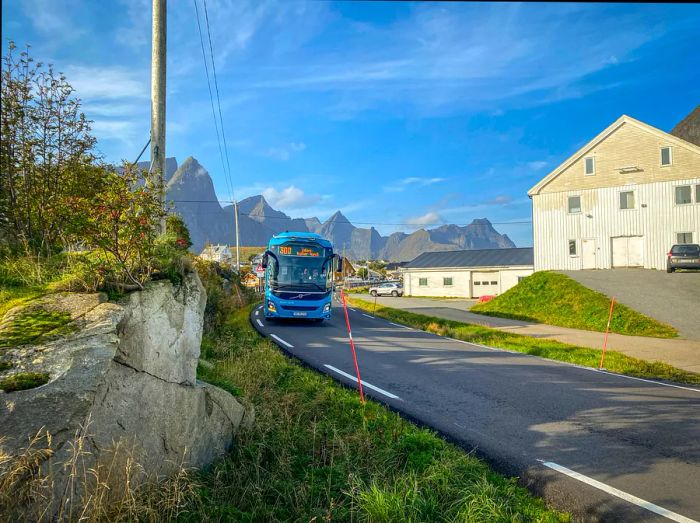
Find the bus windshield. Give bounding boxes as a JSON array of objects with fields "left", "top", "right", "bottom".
[{"left": 268, "top": 243, "right": 332, "bottom": 291}]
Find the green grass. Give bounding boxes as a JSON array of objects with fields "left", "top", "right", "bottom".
[
  {"left": 0, "top": 371, "right": 50, "bottom": 392},
  {"left": 471, "top": 272, "right": 677, "bottom": 338},
  {"left": 189, "top": 304, "right": 568, "bottom": 522},
  {"left": 0, "top": 307, "right": 74, "bottom": 349},
  {"left": 0, "top": 285, "right": 45, "bottom": 320},
  {"left": 349, "top": 297, "right": 700, "bottom": 386}
]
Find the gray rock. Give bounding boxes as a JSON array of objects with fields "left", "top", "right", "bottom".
[
  {"left": 116, "top": 275, "right": 205, "bottom": 385},
  {"left": 0, "top": 272, "right": 247, "bottom": 516}
]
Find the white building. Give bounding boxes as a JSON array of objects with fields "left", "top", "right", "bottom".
[
  {"left": 402, "top": 248, "right": 534, "bottom": 299},
  {"left": 529, "top": 115, "right": 700, "bottom": 271},
  {"left": 199, "top": 244, "right": 233, "bottom": 264}
]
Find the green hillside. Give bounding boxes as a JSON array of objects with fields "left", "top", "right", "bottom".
[{"left": 471, "top": 272, "right": 677, "bottom": 338}]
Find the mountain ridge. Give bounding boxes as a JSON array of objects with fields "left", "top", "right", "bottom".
[{"left": 155, "top": 156, "right": 516, "bottom": 261}]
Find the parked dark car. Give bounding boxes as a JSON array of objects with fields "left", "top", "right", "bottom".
[{"left": 667, "top": 244, "right": 700, "bottom": 272}]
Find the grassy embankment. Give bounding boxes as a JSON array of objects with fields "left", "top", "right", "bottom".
[
  {"left": 193, "top": 304, "right": 568, "bottom": 522},
  {"left": 471, "top": 272, "right": 676, "bottom": 338},
  {"left": 348, "top": 297, "right": 700, "bottom": 386}
]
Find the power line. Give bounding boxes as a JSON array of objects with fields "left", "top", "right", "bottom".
[
  {"left": 165, "top": 200, "right": 532, "bottom": 227},
  {"left": 192, "top": 0, "right": 230, "bottom": 199},
  {"left": 202, "top": 0, "right": 234, "bottom": 201}
]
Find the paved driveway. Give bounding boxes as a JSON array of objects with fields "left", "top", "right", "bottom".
[{"left": 560, "top": 269, "right": 700, "bottom": 340}]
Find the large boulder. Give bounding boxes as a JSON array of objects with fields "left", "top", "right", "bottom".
[{"left": 0, "top": 272, "right": 249, "bottom": 515}]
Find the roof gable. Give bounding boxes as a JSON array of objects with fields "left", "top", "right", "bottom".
[{"left": 529, "top": 115, "right": 700, "bottom": 196}]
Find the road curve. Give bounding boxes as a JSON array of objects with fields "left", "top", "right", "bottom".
[{"left": 250, "top": 300, "right": 700, "bottom": 523}]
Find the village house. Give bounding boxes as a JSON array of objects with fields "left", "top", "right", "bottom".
[
  {"left": 199, "top": 244, "right": 233, "bottom": 264},
  {"left": 529, "top": 114, "right": 700, "bottom": 271},
  {"left": 402, "top": 248, "right": 533, "bottom": 298}
]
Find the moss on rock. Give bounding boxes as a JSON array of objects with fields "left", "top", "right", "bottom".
[{"left": 0, "top": 371, "right": 50, "bottom": 392}]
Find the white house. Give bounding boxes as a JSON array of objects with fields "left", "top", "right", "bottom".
[
  {"left": 529, "top": 115, "right": 700, "bottom": 271},
  {"left": 402, "top": 248, "right": 534, "bottom": 299},
  {"left": 199, "top": 244, "right": 233, "bottom": 264}
]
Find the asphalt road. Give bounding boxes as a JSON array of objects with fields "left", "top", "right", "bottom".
[
  {"left": 251, "top": 300, "right": 700, "bottom": 521},
  {"left": 250, "top": 300, "right": 700, "bottom": 522}
]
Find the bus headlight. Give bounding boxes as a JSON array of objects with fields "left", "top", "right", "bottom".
[
  {"left": 323, "top": 303, "right": 331, "bottom": 312},
  {"left": 267, "top": 301, "right": 276, "bottom": 312}
]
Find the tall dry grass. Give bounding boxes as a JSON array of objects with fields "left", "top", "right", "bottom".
[{"left": 0, "top": 418, "right": 201, "bottom": 522}]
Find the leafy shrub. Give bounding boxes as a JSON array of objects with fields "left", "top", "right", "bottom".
[{"left": 193, "top": 258, "right": 250, "bottom": 334}]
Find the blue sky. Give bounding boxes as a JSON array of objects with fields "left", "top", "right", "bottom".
[{"left": 3, "top": 1, "right": 699, "bottom": 246}]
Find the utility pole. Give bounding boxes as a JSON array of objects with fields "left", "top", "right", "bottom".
[
  {"left": 151, "top": 0, "right": 167, "bottom": 233},
  {"left": 234, "top": 199, "right": 240, "bottom": 271}
]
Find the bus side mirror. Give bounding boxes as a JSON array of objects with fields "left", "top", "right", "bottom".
[
  {"left": 261, "top": 252, "right": 269, "bottom": 268},
  {"left": 336, "top": 255, "right": 343, "bottom": 272}
]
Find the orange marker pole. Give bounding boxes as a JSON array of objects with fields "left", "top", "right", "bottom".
[
  {"left": 599, "top": 297, "right": 616, "bottom": 370},
  {"left": 341, "top": 289, "right": 365, "bottom": 403}
]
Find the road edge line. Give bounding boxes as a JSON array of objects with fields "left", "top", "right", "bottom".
[
  {"left": 538, "top": 460, "right": 698, "bottom": 523},
  {"left": 324, "top": 364, "right": 401, "bottom": 400}
]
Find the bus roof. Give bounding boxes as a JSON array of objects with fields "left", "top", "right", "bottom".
[{"left": 269, "top": 231, "right": 333, "bottom": 248}]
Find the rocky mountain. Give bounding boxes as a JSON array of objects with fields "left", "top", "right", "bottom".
[
  {"left": 671, "top": 104, "right": 700, "bottom": 146},
  {"left": 158, "top": 156, "right": 516, "bottom": 260}
]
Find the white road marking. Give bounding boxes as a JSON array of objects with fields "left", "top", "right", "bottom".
[
  {"left": 444, "top": 339, "right": 700, "bottom": 393},
  {"left": 362, "top": 313, "right": 374, "bottom": 319},
  {"left": 270, "top": 334, "right": 294, "bottom": 348},
  {"left": 256, "top": 319, "right": 264, "bottom": 327},
  {"left": 388, "top": 321, "right": 412, "bottom": 330},
  {"left": 323, "top": 364, "right": 400, "bottom": 400},
  {"left": 539, "top": 461, "right": 698, "bottom": 523},
  {"left": 587, "top": 368, "right": 700, "bottom": 393}
]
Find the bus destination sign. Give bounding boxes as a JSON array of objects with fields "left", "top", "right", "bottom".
[{"left": 279, "top": 245, "right": 322, "bottom": 257}]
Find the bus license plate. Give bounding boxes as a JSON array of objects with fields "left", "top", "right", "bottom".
[{"left": 293, "top": 312, "right": 307, "bottom": 317}]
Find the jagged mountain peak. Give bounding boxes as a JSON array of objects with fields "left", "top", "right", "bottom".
[
  {"left": 326, "top": 210, "right": 351, "bottom": 224},
  {"left": 162, "top": 157, "right": 517, "bottom": 259}
]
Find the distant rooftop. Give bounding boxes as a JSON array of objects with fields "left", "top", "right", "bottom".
[{"left": 405, "top": 248, "right": 533, "bottom": 269}]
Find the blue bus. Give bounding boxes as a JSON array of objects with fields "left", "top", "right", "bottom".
[{"left": 261, "top": 232, "right": 342, "bottom": 321}]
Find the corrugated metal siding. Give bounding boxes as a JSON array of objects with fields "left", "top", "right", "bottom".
[{"left": 533, "top": 177, "right": 700, "bottom": 270}]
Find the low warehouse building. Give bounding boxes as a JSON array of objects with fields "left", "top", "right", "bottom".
[{"left": 402, "top": 248, "right": 534, "bottom": 298}]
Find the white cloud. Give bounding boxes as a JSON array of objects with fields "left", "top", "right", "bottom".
[
  {"left": 384, "top": 176, "right": 447, "bottom": 193},
  {"left": 527, "top": 161, "right": 549, "bottom": 171},
  {"left": 237, "top": 3, "right": 659, "bottom": 117},
  {"left": 484, "top": 195, "right": 513, "bottom": 206},
  {"left": 261, "top": 185, "right": 320, "bottom": 210},
  {"left": 406, "top": 211, "right": 443, "bottom": 228},
  {"left": 264, "top": 142, "right": 306, "bottom": 161},
  {"left": 65, "top": 65, "right": 149, "bottom": 100}
]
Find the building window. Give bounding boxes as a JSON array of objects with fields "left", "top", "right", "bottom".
[
  {"left": 517, "top": 276, "right": 527, "bottom": 282},
  {"left": 418, "top": 277, "right": 428, "bottom": 286},
  {"left": 584, "top": 157, "right": 595, "bottom": 175},
  {"left": 675, "top": 185, "right": 692, "bottom": 205},
  {"left": 619, "top": 191, "right": 635, "bottom": 210},
  {"left": 474, "top": 281, "right": 481, "bottom": 286},
  {"left": 490, "top": 281, "right": 498, "bottom": 285},
  {"left": 677, "top": 232, "right": 693, "bottom": 244},
  {"left": 661, "top": 147, "right": 672, "bottom": 166},
  {"left": 568, "top": 195, "right": 581, "bottom": 214},
  {"left": 696, "top": 185, "right": 700, "bottom": 204},
  {"left": 569, "top": 240, "right": 577, "bottom": 256},
  {"left": 443, "top": 277, "right": 453, "bottom": 286}
]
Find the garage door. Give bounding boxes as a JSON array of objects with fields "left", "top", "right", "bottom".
[
  {"left": 611, "top": 236, "right": 644, "bottom": 267},
  {"left": 472, "top": 272, "right": 500, "bottom": 298}
]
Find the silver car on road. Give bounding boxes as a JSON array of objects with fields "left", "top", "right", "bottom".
[{"left": 369, "top": 282, "right": 403, "bottom": 297}]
